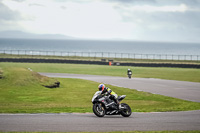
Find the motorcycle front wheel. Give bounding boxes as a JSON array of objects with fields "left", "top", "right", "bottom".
[
  {"left": 120, "top": 103, "right": 132, "bottom": 117},
  {"left": 93, "top": 103, "right": 106, "bottom": 117}
]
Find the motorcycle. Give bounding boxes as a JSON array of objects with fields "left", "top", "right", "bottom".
[
  {"left": 128, "top": 71, "right": 132, "bottom": 79},
  {"left": 92, "top": 91, "right": 132, "bottom": 117}
]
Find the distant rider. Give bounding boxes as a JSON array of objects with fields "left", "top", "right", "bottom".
[
  {"left": 98, "top": 84, "right": 121, "bottom": 109},
  {"left": 127, "top": 68, "right": 132, "bottom": 78}
]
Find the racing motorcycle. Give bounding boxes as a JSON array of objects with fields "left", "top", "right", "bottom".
[
  {"left": 92, "top": 91, "right": 132, "bottom": 117},
  {"left": 128, "top": 71, "right": 132, "bottom": 79}
]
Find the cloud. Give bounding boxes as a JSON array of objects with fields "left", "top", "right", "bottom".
[
  {"left": 0, "top": 1, "right": 31, "bottom": 32},
  {"left": 120, "top": 4, "right": 188, "bottom": 13},
  {"left": 28, "top": 3, "right": 45, "bottom": 7},
  {"left": 1, "top": 0, "right": 200, "bottom": 42},
  {"left": 108, "top": 0, "right": 200, "bottom": 42},
  {"left": 0, "top": 2, "right": 22, "bottom": 21},
  {"left": 10, "top": 0, "right": 25, "bottom": 2},
  {"left": 139, "top": 11, "right": 200, "bottom": 42},
  {"left": 60, "top": 6, "right": 67, "bottom": 10},
  {"left": 110, "top": 0, "right": 200, "bottom": 10},
  {"left": 108, "top": 0, "right": 156, "bottom": 4}
]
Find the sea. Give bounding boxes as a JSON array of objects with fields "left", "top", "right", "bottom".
[{"left": 0, "top": 38, "right": 200, "bottom": 60}]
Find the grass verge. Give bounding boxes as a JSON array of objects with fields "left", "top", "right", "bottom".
[
  {"left": 0, "top": 62, "right": 200, "bottom": 82},
  {"left": 0, "top": 63, "right": 200, "bottom": 113}
]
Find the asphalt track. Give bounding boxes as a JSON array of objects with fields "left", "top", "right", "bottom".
[
  {"left": 1, "top": 111, "right": 200, "bottom": 132},
  {"left": 40, "top": 73, "right": 200, "bottom": 102}
]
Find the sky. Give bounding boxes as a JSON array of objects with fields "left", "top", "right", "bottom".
[{"left": 0, "top": 0, "right": 200, "bottom": 43}]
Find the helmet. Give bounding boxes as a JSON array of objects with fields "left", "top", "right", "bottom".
[
  {"left": 128, "top": 68, "right": 130, "bottom": 71},
  {"left": 98, "top": 84, "right": 105, "bottom": 91}
]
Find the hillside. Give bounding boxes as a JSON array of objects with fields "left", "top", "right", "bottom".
[{"left": 0, "top": 30, "right": 76, "bottom": 40}]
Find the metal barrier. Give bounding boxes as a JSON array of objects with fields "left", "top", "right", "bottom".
[{"left": 0, "top": 50, "right": 199, "bottom": 61}]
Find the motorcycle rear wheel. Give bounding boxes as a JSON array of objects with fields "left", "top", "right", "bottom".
[
  {"left": 120, "top": 103, "right": 132, "bottom": 117},
  {"left": 93, "top": 103, "right": 106, "bottom": 117}
]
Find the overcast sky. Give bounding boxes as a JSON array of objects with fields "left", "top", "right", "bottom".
[{"left": 1, "top": 0, "right": 200, "bottom": 43}]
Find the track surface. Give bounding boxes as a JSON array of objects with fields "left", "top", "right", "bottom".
[
  {"left": 40, "top": 73, "right": 200, "bottom": 102},
  {"left": 1, "top": 111, "right": 200, "bottom": 132}
]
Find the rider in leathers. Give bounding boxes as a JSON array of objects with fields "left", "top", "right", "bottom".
[{"left": 98, "top": 84, "right": 121, "bottom": 109}]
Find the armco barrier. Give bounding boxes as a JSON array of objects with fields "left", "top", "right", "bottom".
[
  {"left": 118, "top": 62, "right": 200, "bottom": 68},
  {"left": 0, "top": 58, "right": 107, "bottom": 65},
  {"left": 0, "top": 58, "right": 200, "bottom": 68}
]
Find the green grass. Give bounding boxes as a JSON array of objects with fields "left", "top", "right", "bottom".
[
  {"left": 0, "top": 63, "right": 200, "bottom": 113},
  {"left": 0, "top": 62, "right": 200, "bottom": 82}
]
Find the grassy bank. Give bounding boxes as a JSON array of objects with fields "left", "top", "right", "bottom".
[
  {"left": 0, "top": 63, "right": 200, "bottom": 113},
  {"left": 0, "top": 62, "right": 200, "bottom": 82}
]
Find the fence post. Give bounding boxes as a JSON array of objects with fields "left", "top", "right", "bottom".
[{"left": 94, "top": 52, "right": 95, "bottom": 58}]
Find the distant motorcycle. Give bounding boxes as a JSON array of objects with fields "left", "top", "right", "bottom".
[
  {"left": 127, "top": 69, "right": 132, "bottom": 79},
  {"left": 92, "top": 91, "right": 132, "bottom": 117},
  {"left": 128, "top": 72, "right": 132, "bottom": 79}
]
